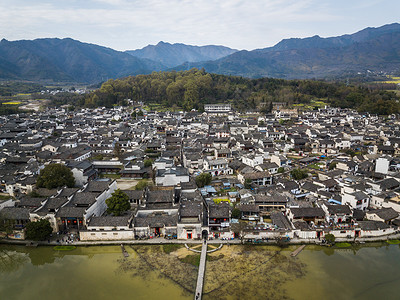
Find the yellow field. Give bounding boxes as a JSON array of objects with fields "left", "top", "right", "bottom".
[
  {"left": 293, "top": 99, "right": 327, "bottom": 110},
  {"left": 381, "top": 75, "right": 400, "bottom": 84},
  {"left": 2, "top": 101, "right": 22, "bottom": 105}
]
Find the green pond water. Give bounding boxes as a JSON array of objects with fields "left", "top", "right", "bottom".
[{"left": 0, "top": 243, "right": 399, "bottom": 300}]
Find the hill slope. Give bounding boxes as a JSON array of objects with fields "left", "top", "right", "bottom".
[
  {"left": 126, "top": 41, "right": 237, "bottom": 68},
  {"left": 0, "top": 38, "right": 164, "bottom": 83}
]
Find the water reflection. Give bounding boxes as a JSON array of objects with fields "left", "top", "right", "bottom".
[
  {"left": 0, "top": 243, "right": 399, "bottom": 300},
  {"left": 0, "top": 248, "right": 29, "bottom": 273}
]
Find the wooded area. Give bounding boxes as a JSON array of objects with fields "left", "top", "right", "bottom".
[{"left": 81, "top": 69, "right": 400, "bottom": 115}]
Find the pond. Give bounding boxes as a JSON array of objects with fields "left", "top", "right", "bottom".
[{"left": 0, "top": 243, "right": 399, "bottom": 300}]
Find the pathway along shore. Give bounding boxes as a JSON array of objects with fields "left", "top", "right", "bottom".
[{"left": 1, "top": 233, "right": 400, "bottom": 247}]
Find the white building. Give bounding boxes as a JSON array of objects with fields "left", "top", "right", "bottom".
[
  {"left": 375, "top": 157, "right": 391, "bottom": 174},
  {"left": 204, "top": 104, "right": 231, "bottom": 113},
  {"left": 203, "top": 158, "right": 233, "bottom": 176}
]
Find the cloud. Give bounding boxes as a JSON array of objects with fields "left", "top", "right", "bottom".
[{"left": 0, "top": 0, "right": 399, "bottom": 51}]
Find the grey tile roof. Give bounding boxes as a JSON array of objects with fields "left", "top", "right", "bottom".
[
  {"left": 180, "top": 201, "right": 202, "bottom": 218},
  {"left": 0, "top": 207, "right": 30, "bottom": 220},
  {"left": 271, "top": 211, "right": 292, "bottom": 230},
  {"left": 146, "top": 190, "right": 174, "bottom": 203},
  {"left": 290, "top": 207, "right": 325, "bottom": 218},
  {"left": 56, "top": 206, "right": 87, "bottom": 218},
  {"left": 134, "top": 213, "right": 178, "bottom": 228},
  {"left": 69, "top": 192, "right": 97, "bottom": 206},
  {"left": 209, "top": 203, "right": 230, "bottom": 219},
  {"left": 358, "top": 221, "right": 390, "bottom": 231},
  {"left": 326, "top": 205, "right": 352, "bottom": 215},
  {"left": 368, "top": 208, "right": 399, "bottom": 221},
  {"left": 88, "top": 215, "right": 132, "bottom": 227},
  {"left": 122, "top": 190, "right": 144, "bottom": 200},
  {"left": 84, "top": 180, "right": 112, "bottom": 193}
]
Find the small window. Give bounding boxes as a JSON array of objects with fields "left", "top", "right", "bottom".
[
  {"left": 102, "top": 233, "right": 107, "bottom": 235},
  {"left": 113, "top": 233, "right": 118, "bottom": 235},
  {"left": 91, "top": 233, "right": 95, "bottom": 236}
]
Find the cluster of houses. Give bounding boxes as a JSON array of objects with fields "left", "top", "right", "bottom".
[{"left": 1, "top": 102, "right": 400, "bottom": 242}]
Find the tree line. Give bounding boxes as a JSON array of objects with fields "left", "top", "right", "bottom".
[{"left": 48, "top": 69, "right": 400, "bottom": 115}]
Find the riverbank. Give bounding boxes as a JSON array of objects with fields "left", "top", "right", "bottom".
[{"left": 2, "top": 232, "right": 400, "bottom": 247}]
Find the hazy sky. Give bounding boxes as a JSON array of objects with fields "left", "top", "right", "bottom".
[{"left": 1, "top": 0, "right": 399, "bottom": 51}]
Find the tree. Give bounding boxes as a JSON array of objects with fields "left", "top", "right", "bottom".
[
  {"left": 328, "top": 162, "right": 337, "bottom": 170},
  {"left": 105, "top": 189, "right": 130, "bottom": 216},
  {"left": 231, "top": 208, "right": 241, "bottom": 219},
  {"left": 135, "top": 179, "right": 150, "bottom": 190},
  {"left": 290, "top": 169, "right": 308, "bottom": 180},
  {"left": 244, "top": 178, "right": 253, "bottom": 189},
  {"left": 25, "top": 219, "right": 53, "bottom": 241},
  {"left": 0, "top": 215, "right": 15, "bottom": 238},
  {"left": 277, "top": 167, "right": 285, "bottom": 173},
  {"left": 325, "top": 233, "right": 336, "bottom": 245},
  {"left": 36, "top": 164, "right": 75, "bottom": 189},
  {"left": 195, "top": 173, "right": 212, "bottom": 188},
  {"left": 231, "top": 220, "right": 248, "bottom": 244},
  {"left": 144, "top": 159, "right": 153, "bottom": 168}
]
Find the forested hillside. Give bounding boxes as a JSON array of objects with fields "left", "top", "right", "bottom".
[{"left": 80, "top": 69, "right": 400, "bottom": 115}]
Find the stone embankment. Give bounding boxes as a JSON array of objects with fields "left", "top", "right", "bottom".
[{"left": 1, "top": 232, "right": 400, "bottom": 247}]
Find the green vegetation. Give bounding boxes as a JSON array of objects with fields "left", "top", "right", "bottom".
[
  {"left": 195, "top": 172, "right": 212, "bottom": 188},
  {"left": 290, "top": 169, "right": 308, "bottom": 180},
  {"left": 335, "top": 242, "right": 352, "bottom": 248},
  {"left": 0, "top": 82, "right": 44, "bottom": 96},
  {"left": 324, "top": 233, "right": 335, "bottom": 245},
  {"left": 135, "top": 179, "right": 150, "bottom": 190},
  {"left": 244, "top": 178, "right": 253, "bottom": 189},
  {"left": 36, "top": 163, "right": 75, "bottom": 189},
  {"left": 143, "top": 159, "right": 153, "bottom": 168},
  {"left": 100, "top": 174, "right": 121, "bottom": 179},
  {"left": 308, "top": 163, "right": 324, "bottom": 170},
  {"left": 162, "top": 244, "right": 183, "bottom": 254},
  {"left": 179, "top": 254, "right": 200, "bottom": 267},
  {"left": 328, "top": 162, "right": 337, "bottom": 170},
  {"left": 231, "top": 208, "right": 241, "bottom": 219},
  {"left": 53, "top": 246, "right": 76, "bottom": 251},
  {"left": 105, "top": 189, "right": 131, "bottom": 216},
  {"left": 387, "top": 239, "right": 400, "bottom": 245},
  {"left": 25, "top": 219, "right": 53, "bottom": 241},
  {"left": 81, "top": 69, "right": 400, "bottom": 114}
]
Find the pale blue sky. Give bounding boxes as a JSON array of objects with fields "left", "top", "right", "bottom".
[{"left": 0, "top": 0, "right": 399, "bottom": 51}]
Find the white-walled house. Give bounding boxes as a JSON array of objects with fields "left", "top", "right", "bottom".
[
  {"left": 79, "top": 215, "right": 134, "bottom": 241},
  {"left": 203, "top": 158, "right": 233, "bottom": 176},
  {"left": 242, "top": 154, "right": 264, "bottom": 168},
  {"left": 342, "top": 191, "right": 369, "bottom": 211},
  {"left": 155, "top": 167, "right": 190, "bottom": 186},
  {"left": 375, "top": 157, "right": 391, "bottom": 174}
]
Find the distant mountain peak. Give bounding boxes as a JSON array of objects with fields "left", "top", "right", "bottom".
[{"left": 126, "top": 42, "right": 237, "bottom": 68}]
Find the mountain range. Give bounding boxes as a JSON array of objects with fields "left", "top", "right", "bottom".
[
  {"left": 0, "top": 23, "right": 399, "bottom": 83},
  {"left": 175, "top": 23, "right": 400, "bottom": 79}
]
